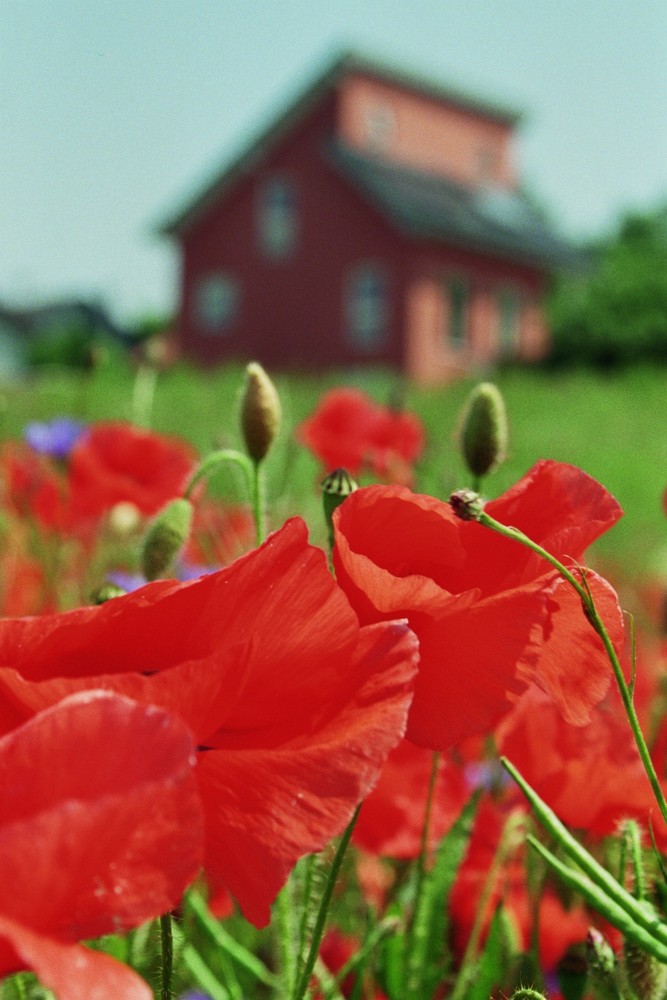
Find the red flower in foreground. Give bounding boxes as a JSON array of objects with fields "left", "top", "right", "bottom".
[
  {"left": 352, "top": 738, "right": 469, "bottom": 858},
  {"left": 497, "top": 683, "right": 667, "bottom": 846},
  {"left": 333, "top": 460, "right": 624, "bottom": 750},
  {"left": 0, "top": 442, "right": 71, "bottom": 533},
  {"left": 68, "top": 422, "right": 196, "bottom": 519},
  {"left": 450, "top": 797, "right": 592, "bottom": 973},
  {"left": 296, "top": 388, "right": 424, "bottom": 483},
  {"left": 0, "top": 691, "right": 202, "bottom": 999},
  {"left": 0, "top": 519, "right": 417, "bottom": 927}
]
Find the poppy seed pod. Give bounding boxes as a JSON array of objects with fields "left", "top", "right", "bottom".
[
  {"left": 241, "top": 362, "right": 282, "bottom": 463},
  {"left": 141, "top": 497, "right": 193, "bottom": 581},
  {"left": 460, "top": 382, "right": 508, "bottom": 479}
]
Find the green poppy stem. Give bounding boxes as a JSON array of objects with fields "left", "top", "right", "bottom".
[
  {"left": 159, "top": 913, "right": 174, "bottom": 1000},
  {"left": 448, "top": 809, "right": 526, "bottom": 1000},
  {"left": 404, "top": 750, "right": 441, "bottom": 998},
  {"left": 476, "top": 510, "right": 667, "bottom": 828},
  {"left": 292, "top": 804, "right": 362, "bottom": 1000},
  {"left": 183, "top": 448, "right": 254, "bottom": 503},
  {"left": 250, "top": 457, "right": 266, "bottom": 545}
]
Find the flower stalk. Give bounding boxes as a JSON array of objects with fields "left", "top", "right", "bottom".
[{"left": 464, "top": 501, "right": 667, "bottom": 828}]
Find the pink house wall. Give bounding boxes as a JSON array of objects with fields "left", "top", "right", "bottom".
[
  {"left": 337, "top": 73, "right": 516, "bottom": 189},
  {"left": 403, "top": 247, "right": 548, "bottom": 384}
]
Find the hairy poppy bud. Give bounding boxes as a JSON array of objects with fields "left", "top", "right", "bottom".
[
  {"left": 141, "top": 497, "right": 193, "bottom": 581},
  {"left": 623, "top": 936, "right": 667, "bottom": 1000},
  {"left": 586, "top": 929, "right": 618, "bottom": 998},
  {"left": 460, "top": 382, "right": 508, "bottom": 480},
  {"left": 450, "top": 488, "right": 485, "bottom": 522},
  {"left": 240, "top": 362, "right": 281, "bottom": 463},
  {"left": 322, "top": 468, "right": 359, "bottom": 549}
]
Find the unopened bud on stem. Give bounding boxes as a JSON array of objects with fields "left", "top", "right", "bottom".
[
  {"left": 141, "top": 497, "right": 193, "bottom": 581},
  {"left": 450, "top": 488, "right": 485, "bottom": 522},
  {"left": 322, "top": 468, "right": 358, "bottom": 548},
  {"left": 459, "top": 382, "right": 508, "bottom": 480},
  {"left": 240, "top": 362, "right": 281, "bottom": 463},
  {"left": 623, "top": 937, "right": 667, "bottom": 1000}
]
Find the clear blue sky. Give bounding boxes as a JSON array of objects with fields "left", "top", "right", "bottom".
[{"left": 1, "top": 0, "right": 666, "bottom": 322}]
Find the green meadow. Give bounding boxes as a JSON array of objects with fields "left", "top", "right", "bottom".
[{"left": 2, "top": 359, "right": 666, "bottom": 583}]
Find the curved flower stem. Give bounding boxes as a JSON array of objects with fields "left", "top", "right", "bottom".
[
  {"left": 292, "top": 804, "right": 362, "bottom": 1000},
  {"left": 502, "top": 757, "right": 667, "bottom": 951},
  {"left": 183, "top": 449, "right": 254, "bottom": 503},
  {"left": 183, "top": 448, "right": 266, "bottom": 546},
  {"left": 159, "top": 913, "right": 174, "bottom": 1000},
  {"left": 476, "top": 510, "right": 667, "bottom": 828}
]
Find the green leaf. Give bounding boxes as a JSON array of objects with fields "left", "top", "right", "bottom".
[
  {"left": 401, "top": 791, "right": 479, "bottom": 999},
  {"left": 464, "top": 904, "right": 507, "bottom": 1000}
]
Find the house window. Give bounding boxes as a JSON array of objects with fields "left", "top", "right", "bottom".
[
  {"left": 363, "top": 102, "right": 396, "bottom": 150},
  {"left": 345, "top": 264, "right": 389, "bottom": 352},
  {"left": 258, "top": 177, "right": 297, "bottom": 259},
  {"left": 193, "top": 273, "right": 239, "bottom": 334},
  {"left": 497, "top": 287, "right": 521, "bottom": 353},
  {"left": 477, "top": 145, "right": 498, "bottom": 183},
  {"left": 445, "top": 278, "right": 468, "bottom": 350}
]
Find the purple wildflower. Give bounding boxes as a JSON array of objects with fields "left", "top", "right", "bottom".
[{"left": 24, "top": 418, "right": 86, "bottom": 460}]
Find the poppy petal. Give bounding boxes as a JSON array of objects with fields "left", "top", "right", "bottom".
[
  {"left": 0, "top": 915, "right": 151, "bottom": 999},
  {"left": 0, "top": 691, "right": 202, "bottom": 938},
  {"left": 196, "top": 620, "right": 418, "bottom": 926}
]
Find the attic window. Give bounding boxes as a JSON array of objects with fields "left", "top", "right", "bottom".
[
  {"left": 258, "top": 177, "right": 297, "bottom": 259},
  {"left": 193, "top": 273, "right": 239, "bottom": 334},
  {"left": 363, "top": 103, "right": 396, "bottom": 150}
]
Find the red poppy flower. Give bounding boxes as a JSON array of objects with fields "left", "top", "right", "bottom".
[
  {"left": 0, "top": 690, "right": 202, "bottom": 999},
  {"left": 296, "top": 388, "right": 424, "bottom": 483},
  {"left": 449, "top": 796, "right": 592, "bottom": 973},
  {"left": 68, "top": 422, "right": 196, "bottom": 519},
  {"left": 333, "top": 460, "right": 624, "bottom": 750},
  {"left": 497, "top": 683, "right": 667, "bottom": 846},
  {"left": 0, "top": 518, "right": 418, "bottom": 927},
  {"left": 0, "top": 442, "right": 71, "bottom": 534},
  {"left": 352, "top": 739, "right": 469, "bottom": 858}
]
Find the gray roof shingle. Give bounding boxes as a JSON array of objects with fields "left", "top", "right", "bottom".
[{"left": 327, "top": 142, "right": 575, "bottom": 270}]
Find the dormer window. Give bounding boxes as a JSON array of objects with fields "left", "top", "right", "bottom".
[
  {"left": 363, "top": 102, "right": 396, "bottom": 150},
  {"left": 258, "top": 177, "right": 297, "bottom": 259},
  {"left": 477, "top": 145, "right": 499, "bottom": 184}
]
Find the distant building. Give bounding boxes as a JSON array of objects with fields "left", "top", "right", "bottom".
[
  {"left": 161, "top": 51, "right": 572, "bottom": 384},
  {"left": 0, "top": 299, "right": 131, "bottom": 379}
]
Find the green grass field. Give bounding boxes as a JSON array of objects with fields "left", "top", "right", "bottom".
[{"left": 2, "top": 358, "right": 666, "bottom": 582}]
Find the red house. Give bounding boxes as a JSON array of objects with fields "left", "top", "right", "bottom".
[{"left": 161, "top": 52, "right": 572, "bottom": 384}]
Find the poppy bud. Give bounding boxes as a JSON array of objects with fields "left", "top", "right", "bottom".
[
  {"left": 322, "top": 468, "right": 359, "bottom": 549},
  {"left": 623, "top": 937, "right": 667, "bottom": 1000},
  {"left": 240, "top": 362, "right": 281, "bottom": 463},
  {"left": 459, "top": 382, "right": 508, "bottom": 479},
  {"left": 450, "top": 488, "right": 485, "bottom": 522},
  {"left": 586, "top": 929, "right": 618, "bottom": 999},
  {"left": 141, "top": 497, "right": 193, "bottom": 581}
]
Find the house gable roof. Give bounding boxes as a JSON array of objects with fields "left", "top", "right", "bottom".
[
  {"left": 159, "top": 50, "right": 522, "bottom": 237},
  {"left": 327, "top": 143, "right": 575, "bottom": 270}
]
